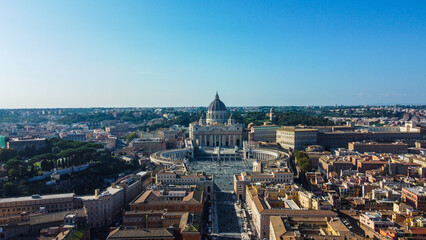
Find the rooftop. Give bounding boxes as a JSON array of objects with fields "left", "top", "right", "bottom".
[
  {"left": 404, "top": 186, "right": 426, "bottom": 196},
  {"left": 0, "top": 193, "right": 74, "bottom": 204},
  {"left": 107, "top": 228, "right": 173, "bottom": 239},
  {"left": 278, "top": 126, "right": 318, "bottom": 132}
]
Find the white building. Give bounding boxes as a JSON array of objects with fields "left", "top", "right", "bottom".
[
  {"left": 189, "top": 93, "right": 244, "bottom": 147},
  {"left": 360, "top": 212, "right": 394, "bottom": 231}
]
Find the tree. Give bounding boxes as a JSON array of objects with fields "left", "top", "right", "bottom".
[
  {"left": 29, "top": 164, "right": 36, "bottom": 177},
  {"left": 40, "top": 160, "right": 50, "bottom": 171},
  {"left": 0, "top": 149, "right": 17, "bottom": 163},
  {"left": 3, "top": 182, "right": 15, "bottom": 197},
  {"left": 125, "top": 133, "right": 138, "bottom": 144},
  {"left": 295, "top": 151, "right": 312, "bottom": 173},
  {"left": 52, "top": 146, "right": 61, "bottom": 154},
  {"left": 130, "top": 158, "right": 139, "bottom": 168},
  {"left": 8, "top": 168, "right": 19, "bottom": 180},
  {"left": 5, "top": 158, "right": 22, "bottom": 170}
]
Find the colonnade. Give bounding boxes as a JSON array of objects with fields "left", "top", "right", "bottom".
[{"left": 195, "top": 134, "right": 242, "bottom": 147}]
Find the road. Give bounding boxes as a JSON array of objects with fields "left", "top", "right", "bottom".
[
  {"left": 214, "top": 191, "right": 250, "bottom": 240},
  {"left": 336, "top": 210, "right": 365, "bottom": 238}
]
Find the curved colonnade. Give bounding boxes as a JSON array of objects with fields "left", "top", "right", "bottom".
[{"left": 150, "top": 145, "right": 290, "bottom": 168}]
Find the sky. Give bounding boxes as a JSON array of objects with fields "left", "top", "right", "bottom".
[{"left": 0, "top": 1, "right": 425, "bottom": 108}]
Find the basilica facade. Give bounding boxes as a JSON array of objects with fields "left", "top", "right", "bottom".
[{"left": 189, "top": 93, "right": 244, "bottom": 147}]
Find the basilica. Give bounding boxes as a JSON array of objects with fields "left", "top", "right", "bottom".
[{"left": 189, "top": 93, "right": 244, "bottom": 147}]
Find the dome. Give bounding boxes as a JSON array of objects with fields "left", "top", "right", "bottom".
[
  {"left": 206, "top": 92, "right": 229, "bottom": 124},
  {"left": 208, "top": 92, "right": 228, "bottom": 112}
]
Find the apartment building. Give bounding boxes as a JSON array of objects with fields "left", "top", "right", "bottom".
[
  {"left": 402, "top": 187, "right": 426, "bottom": 212},
  {"left": 269, "top": 216, "right": 352, "bottom": 240},
  {"left": 245, "top": 184, "right": 337, "bottom": 239},
  {"left": 360, "top": 212, "right": 394, "bottom": 231},
  {"left": 234, "top": 168, "right": 294, "bottom": 201}
]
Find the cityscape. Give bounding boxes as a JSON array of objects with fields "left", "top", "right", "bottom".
[
  {"left": 0, "top": 95, "right": 425, "bottom": 240},
  {"left": 1, "top": 1, "right": 425, "bottom": 240}
]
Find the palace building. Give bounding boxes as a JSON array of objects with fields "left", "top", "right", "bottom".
[{"left": 189, "top": 93, "right": 244, "bottom": 147}]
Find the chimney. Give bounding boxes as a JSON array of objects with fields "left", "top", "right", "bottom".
[{"left": 95, "top": 189, "right": 100, "bottom": 198}]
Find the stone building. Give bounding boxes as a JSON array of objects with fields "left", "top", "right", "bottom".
[
  {"left": 276, "top": 127, "right": 317, "bottom": 151},
  {"left": 79, "top": 187, "right": 125, "bottom": 228},
  {"left": 248, "top": 125, "right": 280, "bottom": 143},
  {"left": 189, "top": 93, "right": 243, "bottom": 147},
  {"left": 348, "top": 141, "right": 408, "bottom": 154},
  {"left": 130, "top": 188, "right": 204, "bottom": 213},
  {"left": 7, "top": 137, "right": 46, "bottom": 151},
  {"left": 0, "top": 193, "right": 75, "bottom": 218}
]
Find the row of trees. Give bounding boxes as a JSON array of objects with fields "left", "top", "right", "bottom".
[
  {"left": 295, "top": 151, "right": 312, "bottom": 173},
  {"left": 57, "top": 110, "right": 199, "bottom": 125},
  {"left": 275, "top": 112, "right": 333, "bottom": 126},
  {"left": 232, "top": 111, "right": 334, "bottom": 127},
  {"left": 2, "top": 138, "right": 104, "bottom": 182},
  {"left": 2, "top": 154, "right": 136, "bottom": 197}
]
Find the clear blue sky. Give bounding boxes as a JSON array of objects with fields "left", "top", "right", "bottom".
[{"left": 0, "top": 1, "right": 425, "bottom": 108}]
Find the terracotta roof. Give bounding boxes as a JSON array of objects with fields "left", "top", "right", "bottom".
[
  {"left": 124, "top": 210, "right": 164, "bottom": 216},
  {"left": 328, "top": 218, "right": 350, "bottom": 233},
  {"left": 361, "top": 160, "right": 388, "bottom": 164},
  {"left": 410, "top": 228, "right": 426, "bottom": 235},
  {"left": 269, "top": 216, "right": 288, "bottom": 239},
  {"left": 134, "top": 190, "right": 154, "bottom": 204}
]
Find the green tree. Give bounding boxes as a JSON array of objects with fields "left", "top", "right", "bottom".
[
  {"left": 40, "top": 160, "right": 50, "bottom": 171},
  {"left": 125, "top": 133, "right": 138, "bottom": 144},
  {"left": 52, "top": 146, "right": 61, "bottom": 154},
  {"left": 5, "top": 158, "right": 22, "bottom": 170},
  {"left": 0, "top": 149, "right": 17, "bottom": 163},
  {"left": 8, "top": 168, "right": 19, "bottom": 180},
  {"left": 3, "top": 182, "right": 15, "bottom": 197},
  {"left": 295, "top": 151, "right": 312, "bottom": 173},
  {"left": 130, "top": 158, "right": 139, "bottom": 168}
]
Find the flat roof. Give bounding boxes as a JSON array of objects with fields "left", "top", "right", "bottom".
[
  {"left": 0, "top": 193, "right": 74, "bottom": 204},
  {"left": 9, "top": 137, "right": 46, "bottom": 142},
  {"left": 278, "top": 127, "right": 317, "bottom": 132},
  {"left": 404, "top": 187, "right": 426, "bottom": 196},
  {"left": 137, "top": 171, "right": 148, "bottom": 177},
  {"left": 80, "top": 186, "right": 123, "bottom": 200}
]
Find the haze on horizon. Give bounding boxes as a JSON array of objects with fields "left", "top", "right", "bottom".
[{"left": 0, "top": 1, "right": 425, "bottom": 108}]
